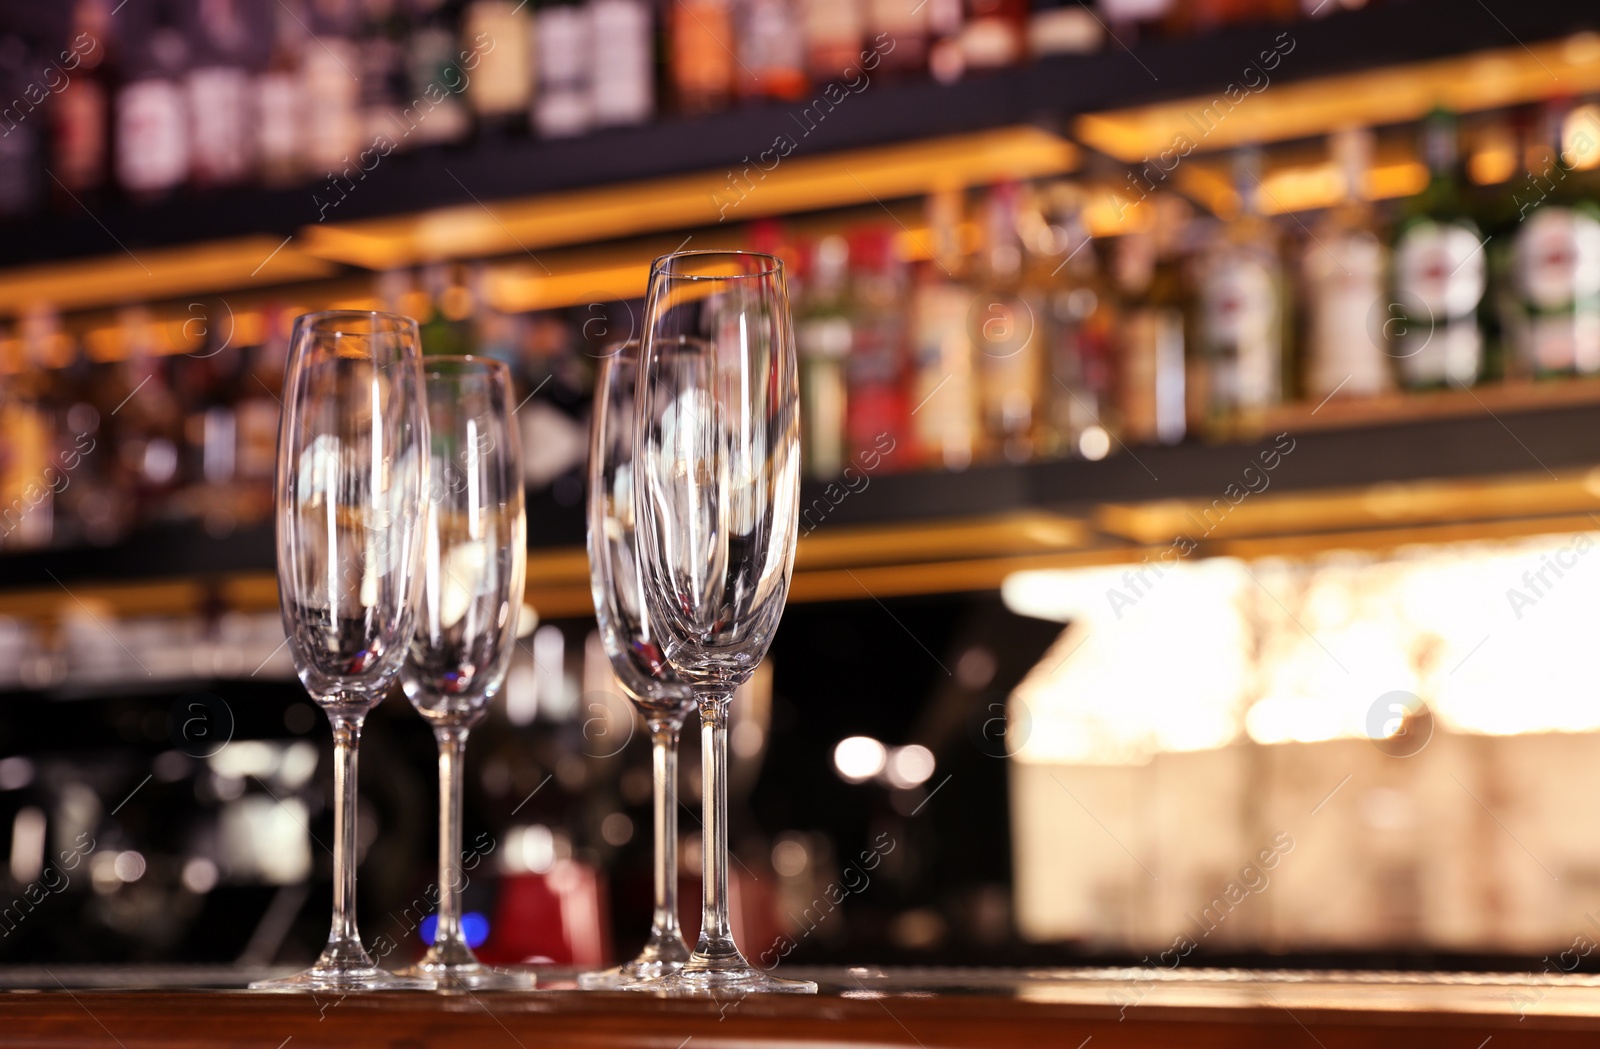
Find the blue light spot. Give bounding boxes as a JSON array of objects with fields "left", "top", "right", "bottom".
[{"left": 418, "top": 912, "right": 490, "bottom": 949}]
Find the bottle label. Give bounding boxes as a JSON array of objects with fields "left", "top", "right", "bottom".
[
  {"left": 1394, "top": 219, "right": 1486, "bottom": 385},
  {"left": 1516, "top": 206, "right": 1600, "bottom": 311}
]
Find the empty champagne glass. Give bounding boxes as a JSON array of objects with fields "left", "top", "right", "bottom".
[
  {"left": 578, "top": 341, "right": 697, "bottom": 990},
  {"left": 629, "top": 251, "right": 813, "bottom": 995},
  {"left": 395, "top": 356, "right": 531, "bottom": 991},
  {"left": 255, "top": 311, "right": 430, "bottom": 992}
]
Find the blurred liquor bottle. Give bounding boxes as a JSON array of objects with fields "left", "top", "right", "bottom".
[
  {"left": 115, "top": 18, "right": 190, "bottom": 199},
  {"left": 256, "top": 0, "right": 306, "bottom": 186},
  {"left": 1096, "top": 0, "right": 1174, "bottom": 44},
  {"left": 909, "top": 186, "right": 977, "bottom": 469},
  {"left": 1036, "top": 183, "right": 1119, "bottom": 459},
  {"left": 588, "top": 0, "right": 654, "bottom": 127},
  {"left": 868, "top": 0, "right": 930, "bottom": 77},
  {"left": 1502, "top": 100, "right": 1600, "bottom": 378},
  {"left": 51, "top": 0, "right": 116, "bottom": 208},
  {"left": 1194, "top": 148, "right": 1285, "bottom": 434},
  {"left": 973, "top": 181, "right": 1041, "bottom": 463},
  {"left": 406, "top": 0, "right": 473, "bottom": 147},
  {"left": 737, "top": 0, "right": 807, "bottom": 102},
  {"left": 0, "top": 37, "right": 40, "bottom": 218},
  {"left": 959, "top": 0, "right": 1027, "bottom": 73},
  {"left": 357, "top": 0, "right": 411, "bottom": 150},
  {"left": 301, "top": 0, "right": 362, "bottom": 177},
  {"left": 187, "top": 0, "right": 258, "bottom": 188},
  {"left": 420, "top": 262, "right": 474, "bottom": 357},
  {"left": 670, "top": 0, "right": 735, "bottom": 114},
  {"left": 535, "top": 0, "right": 594, "bottom": 137},
  {"left": 1301, "top": 127, "right": 1391, "bottom": 403},
  {"left": 925, "top": 0, "right": 965, "bottom": 82},
  {"left": 846, "top": 226, "right": 910, "bottom": 464},
  {"left": 514, "top": 311, "right": 589, "bottom": 496},
  {"left": 796, "top": 234, "right": 852, "bottom": 480},
  {"left": 1027, "top": 0, "right": 1105, "bottom": 59},
  {"left": 1391, "top": 109, "right": 1486, "bottom": 390},
  {"left": 464, "top": 0, "right": 534, "bottom": 131},
  {"left": 1115, "top": 192, "right": 1189, "bottom": 446},
  {"left": 802, "top": 0, "right": 863, "bottom": 82}
]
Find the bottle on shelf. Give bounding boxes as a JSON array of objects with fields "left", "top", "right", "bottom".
[
  {"left": 736, "top": 0, "right": 808, "bottom": 102},
  {"left": 534, "top": 0, "right": 594, "bottom": 138},
  {"left": 587, "top": 0, "right": 654, "bottom": 127},
  {"left": 1501, "top": 99, "right": 1600, "bottom": 378},
  {"left": 925, "top": 0, "right": 965, "bottom": 82},
  {"left": 256, "top": 0, "right": 307, "bottom": 186},
  {"left": 801, "top": 0, "right": 863, "bottom": 83},
  {"left": 959, "top": 0, "right": 1027, "bottom": 73},
  {"left": 868, "top": 0, "right": 930, "bottom": 77},
  {"left": 1115, "top": 192, "right": 1189, "bottom": 446},
  {"left": 1095, "top": 0, "right": 1175, "bottom": 45},
  {"left": 909, "top": 185, "right": 978, "bottom": 469},
  {"left": 406, "top": 0, "right": 474, "bottom": 147},
  {"left": 115, "top": 18, "right": 191, "bottom": 199},
  {"left": 464, "top": 0, "right": 535, "bottom": 130},
  {"left": 795, "top": 234, "right": 852, "bottom": 480},
  {"left": 1035, "top": 182, "right": 1119, "bottom": 460},
  {"left": 1194, "top": 148, "right": 1285, "bottom": 433},
  {"left": 1390, "top": 109, "right": 1488, "bottom": 390},
  {"left": 846, "top": 226, "right": 909, "bottom": 465},
  {"left": 1301, "top": 126, "right": 1392, "bottom": 402},
  {"left": 669, "top": 0, "right": 735, "bottom": 114},
  {"left": 51, "top": 0, "right": 116, "bottom": 206},
  {"left": 186, "top": 0, "right": 258, "bottom": 188},
  {"left": 356, "top": 0, "right": 410, "bottom": 150},
  {"left": 301, "top": 0, "right": 363, "bottom": 179},
  {"left": 972, "top": 180, "right": 1040, "bottom": 463},
  {"left": 1027, "top": 0, "right": 1105, "bottom": 59},
  {"left": 0, "top": 36, "right": 40, "bottom": 217}
]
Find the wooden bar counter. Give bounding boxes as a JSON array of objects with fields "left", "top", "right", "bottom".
[{"left": 4, "top": 967, "right": 1600, "bottom": 1047}]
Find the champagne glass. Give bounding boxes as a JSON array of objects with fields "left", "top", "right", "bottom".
[
  {"left": 578, "top": 341, "right": 697, "bottom": 990},
  {"left": 629, "top": 251, "right": 813, "bottom": 995},
  {"left": 395, "top": 357, "right": 532, "bottom": 991},
  {"left": 255, "top": 311, "right": 430, "bottom": 992}
]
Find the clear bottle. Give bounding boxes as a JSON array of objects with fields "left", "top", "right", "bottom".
[
  {"left": 187, "top": 0, "right": 256, "bottom": 187},
  {"left": 1037, "top": 183, "right": 1120, "bottom": 459},
  {"left": 1196, "top": 148, "right": 1285, "bottom": 432},
  {"left": 1115, "top": 193, "right": 1190, "bottom": 446},
  {"left": 973, "top": 181, "right": 1041, "bottom": 463},
  {"left": 51, "top": 0, "right": 116, "bottom": 203},
  {"left": 115, "top": 20, "right": 190, "bottom": 198},
  {"left": 669, "top": 0, "right": 734, "bottom": 113},
  {"left": 796, "top": 235, "right": 851, "bottom": 479},
  {"left": 1302, "top": 127, "right": 1392, "bottom": 402},
  {"left": 1391, "top": 109, "right": 1487, "bottom": 390},
  {"left": 1503, "top": 100, "right": 1600, "bottom": 377},
  {"left": 909, "top": 185, "right": 978, "bottom": 469},
  {"left": 588, "top": 0, "right": 653, "bottom": 127},
  {"left": 535, "top": 0, "right": 593, "bottom": 137}
]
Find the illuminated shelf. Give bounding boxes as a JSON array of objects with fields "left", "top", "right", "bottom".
[{"left": 0, "top": 0, "right": 1595, "bottom": 315}]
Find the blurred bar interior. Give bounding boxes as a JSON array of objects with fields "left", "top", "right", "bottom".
[{"left": 2, "top": 0, "right": 1600, "bottom": 976}]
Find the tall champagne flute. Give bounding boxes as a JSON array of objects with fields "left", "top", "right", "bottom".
[
  {"left": 629, "top": 251, "right": 813, "bottom": 995},
  {"left": 395, "top": 357, "right": 532, "bottom": 991},
  {"left": 579, "top": 341, "right": 697, "bottom": 990},
  {"left": 255, "top": 311, "right": 430, "bottom": 992}
]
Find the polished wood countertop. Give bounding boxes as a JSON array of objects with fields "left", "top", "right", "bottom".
[{"left": 5, "top": 966, "right": 1600, "bottom": 1047}]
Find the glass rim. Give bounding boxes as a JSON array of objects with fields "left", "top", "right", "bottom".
[
  {"left": 294, "top": 309, "right": 419, "bottom": 336},
  {"left": 649, "top": 249, "right": 783, "bottom": 280}
]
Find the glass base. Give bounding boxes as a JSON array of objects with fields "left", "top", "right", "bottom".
[
  {"left": 393, "top": 959, "right": 534, "bottom": 991},
  {"left": 578, "top": 957, "right": 686, "bottom": 990},
  {"left": 248, "top": 964, "right": 435, "bottom": 992},
  {"left": 623, "top": 964, "right": 817, "bottom": 996}
]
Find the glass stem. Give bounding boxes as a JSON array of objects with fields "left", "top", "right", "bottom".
[
  {"left": 432, "top": 724, "right": 472, "bottom": 965},
  {"left": 691, "top": 688, "right": 745, "bottom": 969},
  {"left": 324, "top": 711, "right": 374, "bottom": 968},
  {"left": 647, "top": 716, "right": 685, "bottom": 952}
]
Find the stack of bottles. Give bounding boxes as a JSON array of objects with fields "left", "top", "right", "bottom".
[{"left": 0, "top": 0, "right": 1382, "bottom": 217}]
